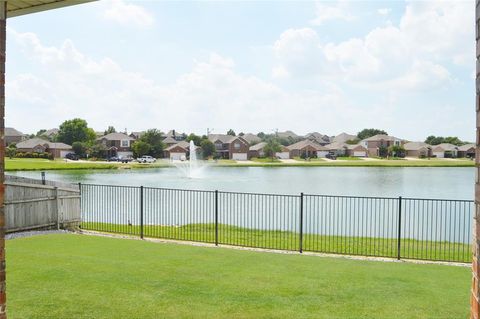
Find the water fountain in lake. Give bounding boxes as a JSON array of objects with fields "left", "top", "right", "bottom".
[{"left": 173, "top": 140, "right": 207, "bottom": 179}]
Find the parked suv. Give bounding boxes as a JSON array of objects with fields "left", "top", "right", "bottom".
[
  {"left": 65, "top": 153, "right": 79, "bottom": 161},
  {"left": 137, "top": 155, "right": 156, "bottom": 163},
  {"left": 326, "top": 153, "right": 337, "bottom": 160},
  {"left": 118, "top": 155, "right": 134, "bottom": 163}
]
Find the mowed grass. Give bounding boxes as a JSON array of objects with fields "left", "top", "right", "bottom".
[
  {"left": 5, "top": 158, "right": 168, "bottom": 171},
  {"left": 8, "top": 234, "right": 470, "bottom": 318},
  {"left": 81, "top": 223, "right": 472, "bottom": 263}
]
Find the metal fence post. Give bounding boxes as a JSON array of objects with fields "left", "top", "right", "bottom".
[
  {"left": 397, "top": 196, "right": 402, "bottom": 260},
  {"left": 140, "top": 186, "right": 144, "bottom": 239},
  {"left": 299, "top": 192, "right": 304, "bottom": 253},
  {"left": 215, "top": 190, "right": 219, "bottom": 246}
]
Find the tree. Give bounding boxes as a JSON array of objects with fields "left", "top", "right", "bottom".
[
  {"left": 56, "top": 118, "right": 96, "bottom": 145},
  {"left": 36, "top": 129, "right": 47, "bottom": 137},
  {"left": 139, "top": 129, "right": 165, "bottom": 158},
  {"left": 238, "top": 132, "right": 245, "bottom": 136},
  {"left": 132, "top": 141, "right": 151, "bottom": 158},
  {"left": 186, "top": 133, "right": 202, "bottom": 146},
  {"left": 72, "top": 142, "right": 88, "bottom": 157},
  {"left": 6, "top": 144, "right": 16, "bottom": 159},
  {"left": 388, "top": 145, "right": 406, "bottom": 158},
  {"left": 104, "top": 126, "right": 116, "bottom": 135},
  {"left": 263, "top": 138, "right": 282, "bottom": 160},
  {"left": 357, "top": 128, "right": 388, "bottom": 140},
  {"left": 257, "top": 132, "right": 266, "bottom": 140},
  {"left": 88, "top": 144, "right": 107, "bottom": 159},
  {"left": 227, "top": 129, "right": 236, "bottom": 136},
  {"left": 425, "top": 135, "right": 465, "bottom": 146},
  {"left": 200, "top": 139, "right": 216, "bottom": 159}
]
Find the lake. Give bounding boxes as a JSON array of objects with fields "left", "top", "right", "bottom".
[{"left": 9, "top": 166, "right": 474, "bottom": 199}]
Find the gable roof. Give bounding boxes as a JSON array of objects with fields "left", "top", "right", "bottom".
[
  {"left": 287, "top": 140, "right": 327, "bottom": 151},
  {"left": 242, "top": 133, "right": 262, "bottom": 144},
  {"left": 404, "top": 142, "right": 432, "bottom": 151},
  {"left": 249, "top": 142, "right": 267, "bottom": 151},
  {"left": 276, "top": 131, "right": 298, "bottom": 139},
  {"left": 5, "top": 127, "right": 24, "bottom": 137},
  {"left": 43, "top": 128, "right": 59, "bottom": 137},
  {"left": 97, "top": 132, "right": 134, "bottom": 141},
  {"left": 363, "top": 134, "right": 402, "bottom": 142},
  {"left": 162, "top": 136, "right": 178, "bottom": 144},
  {"left": 333, "top": 133, "right": 357, "bottom": 143},
  {"left": 208, "top": 134, "right": 248, "bottom": 145},
  {"left": 458, "top": 144, "right": 475, "bottom": 151},
  {"left": 432, "top": 143, "right": 459, "bottom": 151},
  {"left": 16, "top": 138, "right": 71, "bottom": 150}
]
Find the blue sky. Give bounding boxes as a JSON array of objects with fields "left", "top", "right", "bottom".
[{"left": 7, "top": 0, "right": 475, "bottom": 141}]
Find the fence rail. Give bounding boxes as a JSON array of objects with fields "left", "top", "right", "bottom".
[{"left": 80, "top": 183, "right": 474, "bottom": 263}]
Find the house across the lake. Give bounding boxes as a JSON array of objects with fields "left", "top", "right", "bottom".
[
  {"left": 431, "top": 143, "right": 459, "bottom": 158},
  {"left": 287, "top": 140, "right": 328, "bottom": 158},
  {"left": 248, "top": 142, "right": 290, "bottom": 159},
  {"left": 5, "top": 127, "right": 26, "bottom": 146},
  {"left": 325, "top": 142, "right": 367, "bottom": 157},
  {"left": 208, "top": 134, "right": 249, "bottom": 160},
  {"left": 458, "top": 144, "right": 476, "bottom": 158},
  {"left": 96, "top": 132, "right": 135, "bottom": 158},
  {"left": 16, "top": 138, "right": 72, "bottom": 158},
  {"left": 361, "top": 134, "right": 404, "bottom": 157},
  {"left": 164, "top": 141, "right": 200, "bottom": 160},
  {"left": 404, "top": 142, "right": 432, "bottom": 158}
]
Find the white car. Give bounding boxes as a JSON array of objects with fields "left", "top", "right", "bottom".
[{"left": 137, "top": 155, "right": 156, "bottom": 163}]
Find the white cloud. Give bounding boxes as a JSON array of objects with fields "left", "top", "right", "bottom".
[
  {"left": 103, "top": 0, "right": 154, "bottom": 28},
  {"left": 310, "top": 1, "right": 354, "bottom": 26},
  {"left": 377, "top": 8, "right": 391, "bottom": 16},
  {"left": 7, "top": 28, "right": 362, "bottom": 135},
  {"left": 273, "top": 1, "right": 473, "bottom": 91}
]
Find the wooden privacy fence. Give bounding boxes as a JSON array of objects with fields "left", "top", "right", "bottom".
[{"left": 4, "top": 175, "right": 81, "bottom": 233}]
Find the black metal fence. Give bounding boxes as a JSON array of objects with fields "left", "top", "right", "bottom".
[{"left": 80, "top": 183, "right": 474, "bottom": 263}]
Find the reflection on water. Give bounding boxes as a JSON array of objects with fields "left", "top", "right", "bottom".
[{"left": 9, "top": 166, "right": 474, "bottom": 199}]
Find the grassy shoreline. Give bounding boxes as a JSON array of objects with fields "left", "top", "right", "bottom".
[
  {"left": 81, "top": 222, "right": 471, "bottom": 263},
  {"left": 5, "top": 157, "right": 474, "bottom": 171}
]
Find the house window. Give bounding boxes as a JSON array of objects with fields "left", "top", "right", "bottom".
[
  {"left": 121, "top": 140, "right": 129, "bottom": 147},
  {"left": 234, "top": 142, "right": 241, "bottom": 149},
  {"left": 395, "top": 141, "right": 400, "bottom": 146},
  {"left": 215, "top": 143, "right": 223, "bottom": 149}
]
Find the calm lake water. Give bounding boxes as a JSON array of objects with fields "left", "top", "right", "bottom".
[{"left": 9, "top": 166, "right": 474, "bottom": 199}]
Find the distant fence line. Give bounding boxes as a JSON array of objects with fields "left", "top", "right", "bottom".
[
  {"left": 80, "top": 183, "right": 474, "bottom": 263},
  {"left": 5, "top": 175, "right": 80, "bottom": 233}
]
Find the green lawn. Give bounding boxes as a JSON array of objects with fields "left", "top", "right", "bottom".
[
  {"left": 8, "top": 234, "right": 470, "bottom": 318},
  {"left": 337, "top": 156, "right": 361, "bottom": 160},
  {"left": 250, "top": 157, "right": 281, "bottom": 163},
  {"left": 81, "top": 223, "right": 471, "bottom": 263},
  {"left": 5, "top": 158, "right": 168, "bottom": 171}
]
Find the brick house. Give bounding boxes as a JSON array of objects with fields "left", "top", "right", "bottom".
[
  {"left": 361, "top": 134, "right": 404, "bottom": 157},
  {"left": 247, "top": 142, "right": 290, "bottom": 159},
  {"left": 208, "top": 134, "right": 249, "bottom": 160},
  {"left": 431, "top": 143, "right": 459, "bottom": 158},
  {"left": 287, "top": 140, "right": 328, "bottom": 158},
  {"left": 404, "top": 142, "right": 432, "bottom": 158},
  {"left": 16, "top": 138, "right": 72, "bottom": 158},
  {"left": 164, "top": 141, "right": 201, "bottom": 160},
  {"left": 96, "top": 132, "right": 134, "bottom": 158},
  {"left": 458, "top": 144, "right": 476, "bottom": 158},
  {"left": 325, "top": 142, "right": 368, "bottom": 157},
  {"left": 304, "top": 132, "right": 332, "bottom": 145},
  {"left": 5, "top": 127, "right": 26, "bottom": 146}
]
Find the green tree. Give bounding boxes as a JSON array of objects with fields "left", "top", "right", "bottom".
[
  {"left": 257, "top": 132, "right": 266, "bottom": 140},
  {"left": 104, "top": 126, "right": 116, "bottom": 135},
  {"left": 200, "top": 139, "right": 216, "bottom": 159},
  {"left": 139, "top": 129, "right": 165, "bottom": 158},
  {"left": 88, "top": 144, "right": 107, "bottom": 159},
  {"left": 36, "top": 129, "right": 47, "bottom": 137},
  {"left": 186, "top": 133, "right": 202, "bottom": 146},
  {"left": 357, "top": 128, "right": 388, "bottom": 140},
  {"left": 6, "top": 144, "right": 16, "bottom": 159},
  {"left": 444, "top": 136, "right": 464, "bottom": 146},
  {"left": 346, "top": 138, "right": 360, "bottom": 145},
  {"left": 227, "top": 129, "right": 236, "bottom": 136},
  {"left": 263, "top": 139, "right": 282, "bottom": 160},
  {"left": 72, "top": 142, "right": 88, "bottom": 157},
  {"left": 388, "top": 145, "right": 406, "bottom": 158},
  {"left": 56, "top": 118, "right": 96, "bottom": 145},
  {"left": 132, "top": 141, "right": 151, "bottom": 158}
]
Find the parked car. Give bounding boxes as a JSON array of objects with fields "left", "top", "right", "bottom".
[
  {"left": 326, "top": 153, "right": 337, "bottom": 160},
  {"left": 65, "top": 153, "right": 79, "bottom": 161},
  {"left": 137, "top": 155, "right": 156, "bottom": 163},
  {"left": 107, "top": 156, "right": 120, "bottom": 162},
  {"left": 118, "top": 155, "right": 134, "bottom": 163}
]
